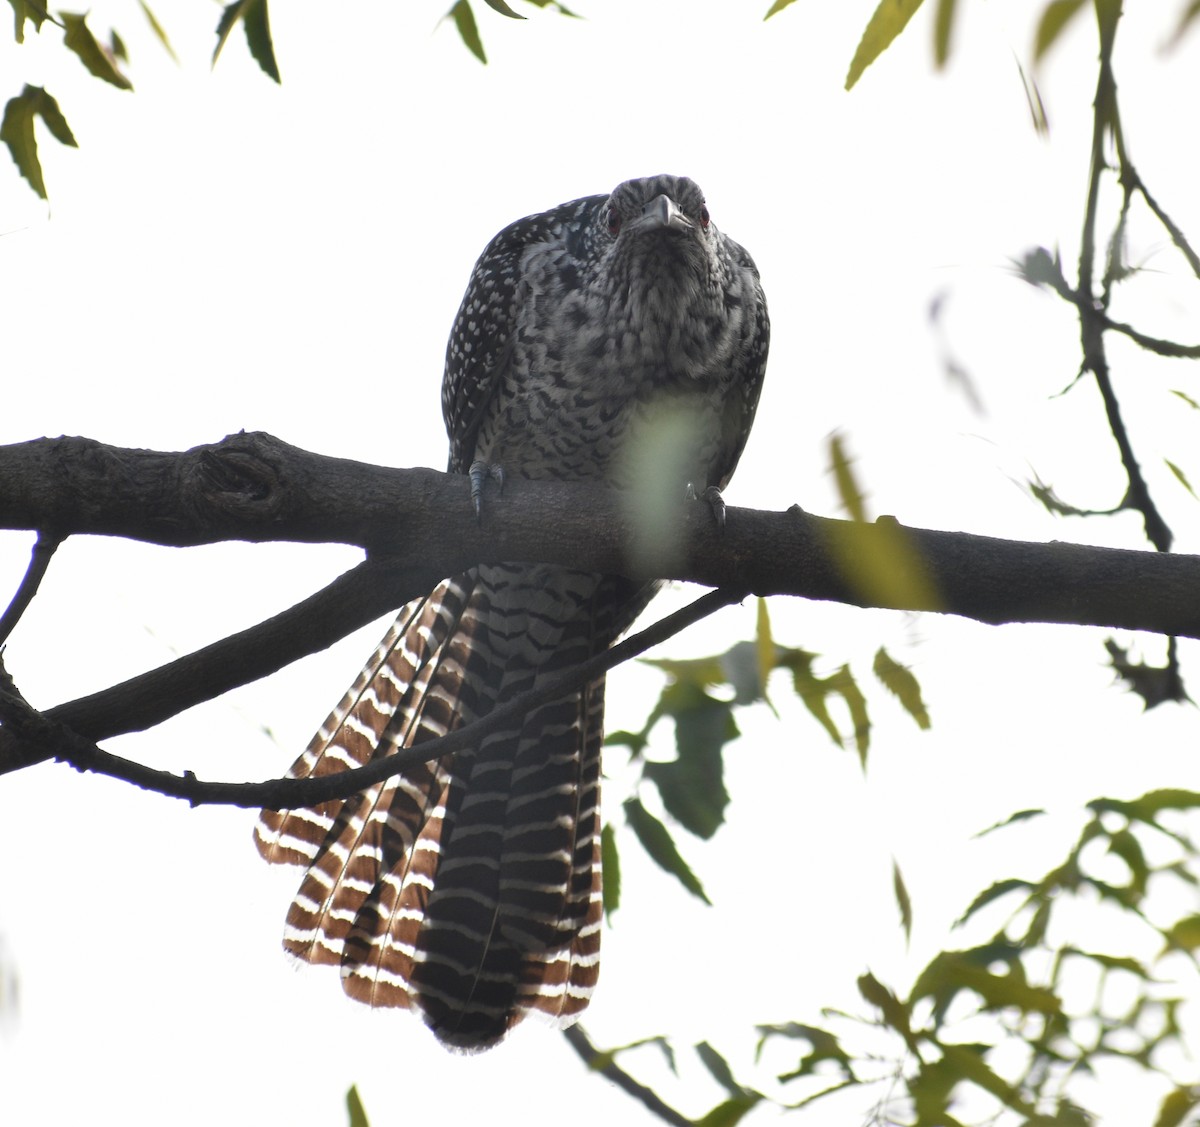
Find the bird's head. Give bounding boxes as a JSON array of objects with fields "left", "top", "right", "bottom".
[{"left": 596, "top": 175, "right": 715, "bottom": 279}]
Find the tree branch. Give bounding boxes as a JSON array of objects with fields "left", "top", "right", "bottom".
[
  {"left": 0, "top": 532, "right": 60, "bottom": 644},
  {"left": 0, "top": 555, "right": 442, "bottom": 774},
  {"left": 0, "top": 587, "right": 747, "bottom": 807},
  {"left": 4, "top": 428, "right": 1200, "bottom": 779},
  {"left": 2, "top": 432, "right": 1199, "bottom": 639}
]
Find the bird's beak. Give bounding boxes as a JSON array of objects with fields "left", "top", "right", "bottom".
[{"left": 639, "top": 194, "right": 694, "bottom": 232}]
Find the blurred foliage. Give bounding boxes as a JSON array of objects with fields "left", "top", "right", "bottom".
[
  {"left": 604, "top": 598, "right": 929, "bottom": 907},
  {"left": 11, "top": 1, "right": 1200, "bottom": 201},
  {"left": 345, "top": 1085, "right": 370, "bottom": 1127},
  {"left": 1, "top": 0, "right": 576, "bottom": 199},
  {"left": 590, "top": 779, "right": 1200, "bottom": 1125}
]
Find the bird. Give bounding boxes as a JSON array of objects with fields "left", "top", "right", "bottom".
[{"left": 254, "top": 174, "right": 769, "bottom": 1051}]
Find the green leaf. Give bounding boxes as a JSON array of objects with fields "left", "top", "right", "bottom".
[
  {"left": 61, "top": 12, "right": 133, "bottom": 90},
  {"left": 932, "top": 0, "right": 957, "bottom": 66},
  {"left": 523, "top": 0, "right": 579, "bottom": 13},
  {"left": 212, "top": 0, "right": 279, "bottom": 80},
  {"left": 778, "top": 648, "right": 841, "bottom": 747},
  {"left": 138, "top": 1, "right": 179, "bottom": 63},
  {"left": 109, "top": 29, "right": 127, "bottom": 61},
  {"left": 9, "top": 0, "right": 49, "bottom": 44},
  {"left": 1014, "top": 57, "right": 1051, "bottom": 137},
  {"left": 820, "top": 449, "right": 943, "bottom": 608},
  {"left": 1172, "top": 388, "right": 1200, "bottom": 411},
  {"left": 600, "top": 821, "right": 620, "bottom": 918},
  {"left": 623, "top": 797, "right": 710, "bottom": 904},
  {"left": 645, "top": 684, "right": 734, "bottom": 840},
  {"left": 954, "top": 877, "right": 1034, "bottom": 926},
  {"left": 845, "top": 0, "right": 926, "bottom": 91},
  {"left": 1153, "top": 1085, "right": 1200, "bottom": 1127},
  {"left": 1062, "top": 947, "right": 1152, "bottom": 979},
  {"left": 585, "top": 1033, "right": 677, "bottom": 1074},
  {"left": 1028, "top": 476, "right": 1090, "bottom": 518},
  {"left": 1033, "top": 0, "right": 1087, "bottom": 62},
  {"left": 1, "top": 84, "right": 77, "bottom": 200},
  {"left": 483, "top": 0, "right": 525, "bottom": 16},
  {"left": 939, "top": 1042, "right": 1035, "bottom": 1115},
  {"left": 873, "top": 647, "right": 930, "bottom": 729},
  {"left": 695, "top": 1041, "right": 746, "bottom": 1096},
  {"left": 1165, "top": 458, "right": 1198, "bottom": 500},
  {"left": 776, "top": 650, "right": 870, "bottom": 761},
  {"left": 893, "top": 858, "right": 913, "bottom": 943},
  {"left": 1106, "top": 828, "right": 1149, "bottom": 895},
  {"left": 974, "top": 808, "right": 1046, "bottom": 838},
  {"left": 242, "top": 0, "right": 279, "bottom": 81},
  {"left": 1160, "top": 915, "right": 1200, "bottom": 955},
  {"left": 1090, "top": 788, "right": 1200, "bottom": 823},
  {"left": 754, "top": 597, "right": 774, "bottom": 705},
  {"left": 912, "top": 946, "right": 1061, "bottom": 1026},
  {"left": 212, "top": 1, "right": 239, "bottom": 64},
  {"left": 756, "top": 1022, "right": 856, "bottom": 1081},
  {"left": 763, "top": 0, "right": 800, "bottom": 18},
  {"left": 857, "top": 971, "right": 921, "bottom": 1054},
  {"left": 1102, "top": 640, "right": 1189, "bottom": 709},
  {"left": 345, "top": 1084, "right": 370, "bottom": 1127},
  {"left": 694, "top": 1095, "right": 762, "bottom": 1127},
  {"left": 828, "top": 431, "right": 867, "bottom": 522},
  {"left": 827, "top": 665, "right": 870, "bottom": 767},
  {"left": 449, "top": 0, "right": 487, "bottom": 64},
  {"left": 1165, "top": 0, "right": 1200, "bottom": 49}
]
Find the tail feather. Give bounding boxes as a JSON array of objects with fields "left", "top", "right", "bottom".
[{"left": 256, "top": 564, "right": 644, "bottom": 1049}]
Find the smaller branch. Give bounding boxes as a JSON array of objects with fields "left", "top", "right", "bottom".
[
  {"left": 1072, "top": 10, "right": 1172, "bottom": 553},
  {"left": 1, "top": 586, "right": 748, "bottom": 808},
  {"left": 1127, "top": 166, "right": 1200, "bottom": 280},
  {"left": 0, "top": 555, "right": 442, "bottom": 776},
  {"left": 0, "top": 532, "right": 60, "bottom": 645},
  {"left": 1101, "top": 316, "right": 1200, "bottom": 360},
  {"left": 562, "top": 1024, "right": 693, "bottom": 1127}
]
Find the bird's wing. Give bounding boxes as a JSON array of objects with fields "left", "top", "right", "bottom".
[{"left": 441, "top": 195, "right": 604, "bottom": 474}]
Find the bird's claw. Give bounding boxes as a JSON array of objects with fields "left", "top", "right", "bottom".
[
  {"left": 687, "top": 482, "right": 727, "bottom": 533},
  {"left": 469, "top": 460, "right": 505, "bottom": 521}
]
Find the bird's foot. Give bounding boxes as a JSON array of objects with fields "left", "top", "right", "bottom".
[
  {"left": 687, "top": 483, "right": 727, "bottom": 533},
  {"left": 469, "top": 460, "right": 505, "bottom": 521}
]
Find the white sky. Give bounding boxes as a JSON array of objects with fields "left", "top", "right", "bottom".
[{"left": 1, "top": 1, "right": 1199, "bottom": 1124}]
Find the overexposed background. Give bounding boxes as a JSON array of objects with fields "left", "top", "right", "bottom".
[{"left": 1, "top": 2, "right": 1198, "bottom": 1123}]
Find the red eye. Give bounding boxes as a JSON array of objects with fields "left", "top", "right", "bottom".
[
  {"left": 698, "top": 204, "right": 711, "bottom": 229},
  {"left": 606, "top": 207, "right": 621, "bottom": 236}
]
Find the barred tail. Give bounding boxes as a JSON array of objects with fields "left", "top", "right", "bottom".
[{"left": 255, "top": 564, "right": 640, "bottom": 1049}]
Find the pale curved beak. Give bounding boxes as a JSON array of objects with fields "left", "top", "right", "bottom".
[{"left": 638, "top": 193, "right": 694, "bottom": 232}]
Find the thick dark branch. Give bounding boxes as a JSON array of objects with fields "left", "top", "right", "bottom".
[
  {"left": 3, "top": 430, "right": 1199, "bottom": 782},
  {"left": 2, "top": 432, "right": 1198, "bottom": 639}
]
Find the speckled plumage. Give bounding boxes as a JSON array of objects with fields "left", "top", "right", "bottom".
[{"left": 255, "top": 175, "right": 768, "bottom": 1051}]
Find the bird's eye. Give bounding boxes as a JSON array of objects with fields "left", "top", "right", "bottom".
[
  {"left": 698, "top": 204, "right": 711, "bottom": 229},
  {"left": 606, "top": 207, "right": 622, "bottom": 236}
]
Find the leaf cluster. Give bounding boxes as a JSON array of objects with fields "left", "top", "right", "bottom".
[
  {"left": 601, "top": 599, "right": 929, "bottom": 914},
  {"left": 3, "top": 0, "right": 582, "bottom": 200},
  {"left": 584, "top": 787, "right": 1200, "bottom": 1126}
]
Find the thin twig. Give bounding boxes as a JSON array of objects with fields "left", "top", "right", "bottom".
[
  {"left": 562, "top": 1024, "right": 693, "bottom": 1127},
  {"left": 0, "top": 585, "right": 749, "bottom": 808},
  {"left": 0, "top": 533, "right": 61, "bottom": 645},
  {"left": 1128, "top": 166, "right": 1200, "bottom": 279},
  {"left": 1074, "top": 4, "right": 1172, "bottom": 552},
  {"left": 1101, "top": 316, "right": 1200, "bottom": 359}
]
